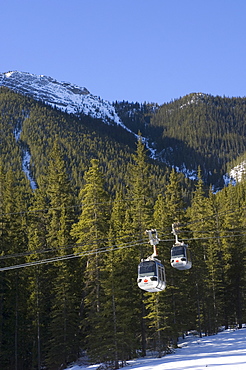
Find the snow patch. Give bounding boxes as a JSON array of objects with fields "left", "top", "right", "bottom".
[
  {"left": 5, "top": 71, "right": 15, "bottom": 78},
  {"left": 12, "top": 124, "right": 36, "bottom": 189},
  {"left": 224, "top": 160, "right": 246, "bottom": 186},
  {"left": 174, "top": 164, "right": 198, "bottom": 181},
  {"left": 22, "top": 150, "right": 37, "bottom": 189},
  {"left": 13, "top": 127, "right": 21, "bottom": 141},
  {"left": 229, "top": 160, "right": 246, "bottom": 182}
]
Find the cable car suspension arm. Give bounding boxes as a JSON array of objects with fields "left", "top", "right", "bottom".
[{"left": 145, "top": 229, "right": 160, "bottom": 258}]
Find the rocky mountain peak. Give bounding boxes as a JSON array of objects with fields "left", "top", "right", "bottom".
[{"left": 0, "top": 71, "right": 121, "bottom": 124}]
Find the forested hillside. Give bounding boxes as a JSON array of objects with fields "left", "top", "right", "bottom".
[
  {"left": 114, "top": 94, "right": 246, "bottom": 188},
  {"left": 146, "top": 93, "right": 246, "bottom": 187},
  {"left": 1, "top": 86, "right": 246, "bottom": 370}
]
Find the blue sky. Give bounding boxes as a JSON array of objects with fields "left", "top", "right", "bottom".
[{"left": 1, "top": 0, "right": 246, "bottom": 104}]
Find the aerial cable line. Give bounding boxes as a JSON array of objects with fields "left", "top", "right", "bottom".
[
  {"left": 1, "top": 224, "right": 245, "bottom": 262},
  {"left": 180, "top": 233, "right": 246, "bottom": 242},
  {"left": 0, "top": 241, "right": 147, "bottom": 272},
  {"left": 161, "top": 233, "right": 246, "bottom": 245},
  {"left": 0, "top": 235, "right": 146, "bottom": 260},
  {"left": 1, "top": 232, "right": 246, "bottom": 272},
  {"left": 160, "top": 227, "right": 246, "bottom": 236},
  {"left": 0, "top": 226, "right": 148, "bottom": 259}
]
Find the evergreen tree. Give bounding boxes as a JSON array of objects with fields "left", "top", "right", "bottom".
[
  {"left": 127, "top": 135, "right": 153, "bottom": 238},
  {"left": 219, "top": 184, "right": 245, "bottom": 328},
  {"left": 187, "top": 172, "right": 217, "bottom": 335},
  {"left": 0, "top": 169, "right": 32, "bottom": 369},
  {"left": 125, "top": 136, "right": 155, "bottom": 356},
  {"left": 71, "top": 158, "right": 110, "bottom": 362},
  {"left": 204, "top": 189, "right": 227, "bottom": 333},
  {"left": 26, "top": 187, "right": 50, "bottom": 370},
  {"left": 43, "top": 139, "right": 80, "bottom": 369}
]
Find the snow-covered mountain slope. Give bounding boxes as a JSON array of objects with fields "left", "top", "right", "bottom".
[
  {"left": 0, "top": 71, "right": 158, "bottom": 157},
  {"left": 0, "top": 71, "right": 122, "bottom": 125}
]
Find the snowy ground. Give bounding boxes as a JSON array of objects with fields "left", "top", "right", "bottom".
[{"left": 65, "top": 327, "right": 246, "bottom": 370}]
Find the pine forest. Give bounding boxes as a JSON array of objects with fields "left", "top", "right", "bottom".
[{"left": 0, "top": 87, "right": 246, "bottom": 370}]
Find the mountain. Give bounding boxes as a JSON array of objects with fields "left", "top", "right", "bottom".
[
  {"left": 0, "top": 81, "right": 175, "bottom": 198},
  {"left": 1, "top": 71, "right": 246, "bottom": 190}
]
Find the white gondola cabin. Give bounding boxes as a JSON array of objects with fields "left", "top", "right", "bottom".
[
  {"left": 137, "top": 258, "right": 166, "bottom": 292},
  {"left": 170, "top": 243, "right": 192, "bottom": 270}
]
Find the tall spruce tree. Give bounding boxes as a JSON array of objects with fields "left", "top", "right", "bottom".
[
  {"left": 204, "top": 189, "right": 226, "bottom": 333},
  {"left": 187, "top": 172, "right": 217, "bottom": 335},
  {"left": 43, "top": 139, "right": 80, "bottom": 369},
  {"left": 26, "top": 187, "right": 51, "bottom": 370},
  {"left": 0, "top": 169, "right": 32, "bottom": 369},
  {"left": 70, "top": 158, "right": 110, "bottom": 362},
  {"left": 125, "top": 136, "right": 154, "bottom": 356},
  {"left": 100, "top": 190, "right": 142, "bottom": 366},
  {"left": 219, "top": 184, "right": 245, "bottom": 328}
]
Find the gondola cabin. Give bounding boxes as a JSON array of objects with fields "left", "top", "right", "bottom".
[
  {"left": 137, "top": 259, "right": 166, "bottom": 292},
  {"left": 171, "top": 243, "right": 192, "bottom": 270}
]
